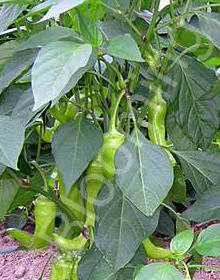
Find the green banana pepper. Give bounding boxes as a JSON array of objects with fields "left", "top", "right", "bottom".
[
  {"left": 101, "top": 128, "right": 125, "bottom": 179},
  {"left": 36, "top": 126, "right": 53, "bottom": 143},
  {"left": 49, "top": 98, "right": 77, "bottom": 124},
  {"left": 6, "top": 228, "right": 33, "bottom": 248},
  {"left": 85, "top": 153, "right": 105, "bottom": 228},
  {"left": 148, "top": 80, "right": 176, "bottom": 166},
  {"left": 50, "top": 256, "right": 79, "bottom": 280},
  {"left": 53, "top": 233, "right": 87, "bottom": 251},
  {"left": 142, "top": 237, "right": 173, "bottom": 259},
  {"left": 61, "top": 179, "right": 85, "bottom": 223},
  {"left": 6, "top": 196, "right": 56, "bottom": 249},
  {"left": 148, "top": 81, "right": 167, "bottom": 146},
  {"left": 85, "top": 90, "right": 125, "bottom": 227},
  {"left": 32, "top": 196, "right": 56, "bottom": 248}
]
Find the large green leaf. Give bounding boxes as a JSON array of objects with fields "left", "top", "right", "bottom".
[
  {"left": 183, "top": 188, "right": 220, "bottom": 222},
  {"left": 0, "top": 163, "right": 5, "bottom": 176},
  {"left": 175, "top": 25, "right": 220, "bottom": 66},
  {"left": 174, "top": 150, "right": 220, "bottom": 194},
  {"left": 106, "top": 34, "right": 144, "bottom": 62},
  {"left": 0, "top": 170, "right": 19, "bottom": 219},
  {"left": 135, "top": 263, "right": 184, "bottom": 280},
  {"left": 0, "top": 3, "right": 27, "bottom": 32},
  {"left": 194, "top": 224, "right": 220, "bottom": 256},
  {"left": 0, "top": 169, "right": 36, "bottom": 219},
  {"left": 18, "top": 26, "right": 82, "bottom": 51},
  {"left": 0, "top": 116, "right": 25, "bottom": 169},
  {"left": 78, "top": 244, "right": 116, "bottom": 280},
  {"left": 52, "top": 116, "right": 103, "bottom": 192},
  {"left": 0, "top": 49, "right": 37, "bottom": 94},
  {"left": 0, "top": 84, "right": 34, "bottom": 125},
  {"left": 40, "top": 0, "right": 87, "bottom": 22},
  {"left": 115, "top": 129, "right": 173, "bottom": 216},
  {"left": 0, "top": 40, "right": 17, "bottom": 75},
  {"left": 95, "top": 182, "right": 159, "bottom": 270},
  {"left": 32, "top": 40, "right": 92, "bottom": 110},
  {"left": 164, "top": 54, "right": 219, "bottom": 149},
  {"left": 29, "top": 0, "right": 55, "bottom": 15},
  {"left": 192, "top": 12, "right": 220, "bottom": 50},
  {"left": 170, "top": 228, "right": 194, "bottom": 256}
]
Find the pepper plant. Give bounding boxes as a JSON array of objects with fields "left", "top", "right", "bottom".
[{"left": 0, "top": 0, "right": 220, "bottom": 279}]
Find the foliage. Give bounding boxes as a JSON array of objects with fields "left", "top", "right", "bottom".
[{"left": 0, "top": 0, "right": 220, "bottom": 279}]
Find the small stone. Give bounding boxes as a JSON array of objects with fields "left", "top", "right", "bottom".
[
  {"left": 0, "top": 255, "right": 5, "bottom": 266},
  {"left": 14, "top": 266, "right": 26, "bottom": 278}
]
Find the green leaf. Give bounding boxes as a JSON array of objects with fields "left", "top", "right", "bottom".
[
  {"left": 78, "top": 244, "right": 116, "bottom": 280},
  {"left": 0, "top": 40, "right": 17, "bottom": 74},
  {"left": 183, "top": 188, "right": 220, "bottom": 222},
  {"left": 170, "top": 228, "right": 194, "bottom": 256},
  {"left": 29, "top": 0, "right": 55, "bottom": 15},
  {"left": 175, "top": 25, "right": 220, "bottom": 66},
  {"left": 0, "top": 170, "right": 19, "bottom": 219},
  {"left": 156, "top": 210, "right": 175, "bottom": 237},
  {"left": 106, "top": 34, "right": 144, "bottom": 62},
  {"left": 194, "top": 223, "right": 220, "bottom": 256},
  {"left": 0, "top": 3, "right": 27, "bottom": 32},
  {"left": 32, "top": 40, "right": 92, "bottom": 110},
  {"left": 0, "top": 84, "right": 34, "bottom": 125},
  {"left": 164, "top": 54, "right": 218, "bottom": 149},
  {"left": 115, "top": 129, "right": 173, "bottom": 216},
  {"left": 52, "top": 116, "right": 103, "bottom": 191},
  {"left": 174, "top": 150, "right": 220, "bottom": 194},
  {"left": 193, "top": 12, "right": 220, "bottom": 50},
  {"left": 0, "top": 163, "right": 5, "bottom": 176},
  {"left": 135, "top": 262, "right": 184, "bottom": 280},
  {"left": 0, "top": 116, "right": 25, "bottom": 169},
  {"left": 40, "top": 0, "right": 87, "bottom": 22},
  {"left": 95, "top": 182, "right": 159, "bottom": 270},
  {"left": 0, "top": 49, "right": 37, "bottom": 94},
  {"left": 77, "top": 10, "right": 102, "bottom": 47},
  {"left": 18, "top": 26, "right": 82, "bottom": 51}
]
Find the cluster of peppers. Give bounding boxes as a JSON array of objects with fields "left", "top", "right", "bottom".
[{"left": 6, "top": 77, "right": 176, "bottom": 277}]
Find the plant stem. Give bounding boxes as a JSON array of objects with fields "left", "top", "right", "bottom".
[
  {"left": 188, "top": 264, "right": 220, "bottom": 272},
  {"left": 109, "top": 90, "right": 125, "bottom": 132},
  {"left": 36, "top": 123, "right": 43, "bottom": 163}
]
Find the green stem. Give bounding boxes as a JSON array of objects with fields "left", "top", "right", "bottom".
[
  {"left": 31, "top": 161, "right": 49, "bottom": 191},
  {"left": 188, "top": 264, "right": 220, "bottom": 272},
  {"left": 109, "top": 89, "right": 125, "bottom": 132},
  {"left": 161, "top": 202, "right": 179, "bottom": 217},
  {"left": 97, "top": 1, "right": 141, "bottom": 36},
  {"left": 145, "top": 0, "right": 160, "bottom": 43},
  {"left": 36, "top": 122, "right": 42, "bottom": 163},
  {"left": 182, "top": 261, "right": 191, "bottom": 280}
]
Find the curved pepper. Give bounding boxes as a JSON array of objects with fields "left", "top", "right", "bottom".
[
  {"left": 50, "top": 255, "right": 80, "bottom": 280},
  {"left": 142, "top": 237, "right": 173, "bottom": 259},
  {"left": 64, "top": 98, "right": 77, "bottom": 122},
  {"left": 101, "top": 128, "right": 125, "bottom": 179},
  {"left": 53, "top": 233, "right": 87, "bottom": 251},
  {"left": 32, "top": 196, "right": 56, "bottom": 248},
  {"left": 50, "top": 257, "right": 73, "bottom": 280},
  {"left": 148, "top": 80, "right": 176, "bottom": 166},
  {"left": 36, "top": 126, "right": 53, "bottom": 143},
  {"left": 6, "top": 228, "right": 33, "bottom": 248},
  {"left": 148, "top": 81, "right": 167, "bottom": 146},
  {"left": 85, "top": 153, "right": 105, "bottom": 227}
]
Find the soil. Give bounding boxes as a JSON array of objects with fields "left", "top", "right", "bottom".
[{"left": 0, "top": 222, "right": 220, "bottom": 280}]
